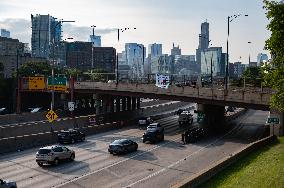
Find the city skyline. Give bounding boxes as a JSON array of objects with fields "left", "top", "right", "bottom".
[{"left": 0, "top": 0, "right": 272, "bottom": 63}]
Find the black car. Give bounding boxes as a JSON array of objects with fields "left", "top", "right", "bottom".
[
  {"left": 108, "top": 139, "right": 138, "bottom": 155},
  {"left": 58, "top": 129, "right": 85, "bottom": 144},
  {"left": 182, "top": 127, "right": 205, "bottom": 143},
  {"left": 142, "top": 126, "right": 164, "bottom": 143}
]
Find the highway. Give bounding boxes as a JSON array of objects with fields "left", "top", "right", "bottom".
[{"left": 0, "top": 110, "right": 268, "bottom": 188}]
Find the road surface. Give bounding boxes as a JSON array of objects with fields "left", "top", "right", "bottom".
[{"left": 0, "top": 110, "right": 268, "bottom": 188}]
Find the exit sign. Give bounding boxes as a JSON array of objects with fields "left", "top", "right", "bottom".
[{"left": 267, "top": 117, "right": 280, "bottom": 124}]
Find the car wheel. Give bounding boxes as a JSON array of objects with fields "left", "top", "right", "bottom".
[
  {"left": 161, "top": 135, "right": 164, "bottom": 141},
  {"left": 53, "top": 158, "right": 59, "bottom": 166},
  {"left": 71, "top": 139, "right": 75, "bottom": 144},
  {"left": 70, "top": 154, "right": 75, "bottom": 161},
  {"left": 142, "top": 139, "right": 145, "bottom": 143},
  {"left": 37, "top": 162, "right": 43, "bottom": 167}
]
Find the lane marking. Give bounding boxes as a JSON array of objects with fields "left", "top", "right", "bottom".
[{"left": 123, "top": 120, "right": 247, "bottom": 187}]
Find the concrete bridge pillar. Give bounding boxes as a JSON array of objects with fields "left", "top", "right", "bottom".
[
  {"left": 197, "top": 103, "right": 225, "bottom": 131},
  {"left": 95, "top": 94, "right": 102, "bottom": 115},
  {"left": 122, "top": 97, "right": 127, "bottom": 111},
  {"left": 132, "top": 97, "right": 137, "bottom": 110},
  {"left": 137, "top": 98, "right": 141, "bottom": 109},
  {"left": 116, "top": 97, "right": 121, "bottom": 112},
  {"left": 126, "top": 97, "right": 131, "bottom": 111},
  {"left": 109, "top": 97, "right": 114, "bottom": 113}
]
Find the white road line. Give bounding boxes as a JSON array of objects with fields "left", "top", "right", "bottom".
[
  {"left": 53, "top": 137, "right": 181, "bottom": 188},
  {"left": 122, "top": 123, "right": 244, "bottom": 188}
]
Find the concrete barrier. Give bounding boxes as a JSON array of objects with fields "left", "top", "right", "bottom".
[{"left": 172, "top": 135, "right": 277, "bottom": 188}]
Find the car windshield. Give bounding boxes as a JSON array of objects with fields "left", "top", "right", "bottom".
[
  {"left": 38, "top": 149, "right": 51, "bottom": 154},
  {"left": 112, "top": 139, "right": 128, "bottom": 145},
  {"left": 59, "top": 131, "right": 69, "bottom": 135}
]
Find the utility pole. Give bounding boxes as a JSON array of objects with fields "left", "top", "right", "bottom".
[{"left": 51, "top": 19, "right": 75, "bottom": 111}]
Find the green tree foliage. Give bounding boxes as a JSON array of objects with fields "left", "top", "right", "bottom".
[
  {"left": 88, "top": 69, "right": 112, "bottom": 81},
  {"left": 64, "top": 68, "right": 82, "bottom": 78},
  {"left": 17, "top": 61, "right": 52, "bottom": 77},
  {"left": 263, "top": 0, "right": 284, "bottom": 111},
  {"left": 242, "top": 66, "right": 264, "bottom": 87}
]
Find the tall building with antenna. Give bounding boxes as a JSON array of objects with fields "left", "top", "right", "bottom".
[{"left": 196, "top": 21, "right": 210, "bottom": 73}]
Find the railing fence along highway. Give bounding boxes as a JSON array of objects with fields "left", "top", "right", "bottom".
[{"left": 74, "top": 81, "right": 273, "bottom": 107}]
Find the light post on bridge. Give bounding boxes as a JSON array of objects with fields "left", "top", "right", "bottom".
[
  {"left": 116, "top": 27, "right": 136, "bottom": 84},
  {"left": 225, "top": 14, "right": 248, "bottom": 91}
]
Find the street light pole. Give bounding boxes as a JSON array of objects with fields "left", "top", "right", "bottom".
[
  {"left": 51, "top": 19, "right": 75, "bottom": 111},
  {"left": 91, "top": 25, "right": 96, "bottom": 80},
  {"left": 225, "top": 14, "right": 248, "bottom": 91},
  {"left": 116, "top": 27, "right": 136, "bottom": 84}
]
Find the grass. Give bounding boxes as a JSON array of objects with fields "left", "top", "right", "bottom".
[{"left": 200, "top": 137, "right": 284, "bottom": 188}]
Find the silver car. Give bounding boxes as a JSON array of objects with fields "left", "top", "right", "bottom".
[
  {"left": 36, "top": 145, "right": 75, "bottom": 167},
  {"left": 0, "top": 179, "right": 17, "bottom": 188}
]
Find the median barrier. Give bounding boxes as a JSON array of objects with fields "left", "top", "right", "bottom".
[{"left": 172, "top": 135, "right": 276, "bottom": 188}]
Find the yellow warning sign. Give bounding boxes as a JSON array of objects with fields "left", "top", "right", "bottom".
[
  {"left": 28, "top": 77, "right": 45, "bottom": 90},
  {"left": 46, "top": 110, "right": 58, "bottom": 122}
]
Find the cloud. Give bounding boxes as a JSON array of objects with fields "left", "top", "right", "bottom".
[
  {"left": 0, "top": 18, "right": 117, "bottom": 45},
  {"left": 0, "top": 18, "right": 31, "bottom": 44},
  {"left": 62, "top": 24, "right": 116, "bottom": 41}
]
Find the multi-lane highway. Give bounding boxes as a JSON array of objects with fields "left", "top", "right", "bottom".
[{"left": 0, "top": 110, "right": 268, "bottom": 188}]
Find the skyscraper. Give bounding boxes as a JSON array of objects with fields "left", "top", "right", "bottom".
[
  {"left": 125, "top": 43, "right": 145, "bottom": 78},
  {"left": 0, "top": 29, "right": 10, "bottom": 38},
  {"left": 257, "top": 53, "right": 268, "bottom": 66},
  {"left": 198, "top": 22, "right": 209, "bottom": 49},
  {"left": 196, "top": 21, "right": 210, "bottom": 73},
  {"left": 201, "top": 47, "right": 226, "bottom": 77},
  {"left": 148, "top": 43, "right": 162, "bottom": 57},
  {"left": 171, "top": 43, "right": 181, "bottom": 56},
  {"left": 31, "top": 14, "right": 62, "bottom": 59}
]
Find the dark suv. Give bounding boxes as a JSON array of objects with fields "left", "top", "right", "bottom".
[
  {"left": 182, "top": 127, "right": 205, "bottom": 143},
  {"left": 58, "top": 129, "right": 85, "bottom": 144},
  {"left": 143, "top": 123, "right": 165, "bottom": 143}
]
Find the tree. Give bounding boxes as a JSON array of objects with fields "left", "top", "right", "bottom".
[
  {"left": 64, "top": 68, "right": 82, "bottom": 78},
  {"left": 17, "top": 61, "right": 52, "bottom": 77},
  {"left": 242, "top": 66, "right": 264, "bottom": 87},
  {"left": 263, "top": 0, "right": 284, "bottom": 111}
]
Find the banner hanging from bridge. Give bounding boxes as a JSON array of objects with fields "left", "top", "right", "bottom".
[{"left": 155, "top": 74, "right": 170, "bottom": 89}]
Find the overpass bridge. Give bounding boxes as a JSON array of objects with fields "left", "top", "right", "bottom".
[{"left": 17, "top": 78, "right": 283, "bottom": 135}]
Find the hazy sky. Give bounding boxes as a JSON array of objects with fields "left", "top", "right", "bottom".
[{"left": 0, "top": 0, "right": 272, "bottom": 63}]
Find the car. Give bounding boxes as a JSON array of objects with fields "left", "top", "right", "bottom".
[
  {"left": 36, "top": 145, "right": 75, "bottom": 167},
  {"left": 176, "top": 108, "right": 184, "bottom": 115},
  {"left": 142, "top": 126, "right": 164, "bottom": 143},
  {"left": 178, "top": 111, "right": 193, "bottom": 126},
  {"left": 138, "top": 117, "right": 153, "bottom": 129},
  {"left": 181, "top": 127, "right": 205, "bottom": 144},
  {"left": 108, "top": 139, "right": 138, "bottom": 155},
  {"left": 0, "top": 179, "right": 17, "bottom": 188},
  {"left": 29, "top": 107, "right": 44, "bottom": 113},
  {"left": 0, "top": 107, "right": 9, "bottom": 115},
  {"left": 147, "top": 123, "right": 164, "bottom": 132},
  {"left": 226, "top": 106, "right": 236, "bottom": 113},
  {"left": 57, "top": 129, "right": 85, "bottom": 144}
]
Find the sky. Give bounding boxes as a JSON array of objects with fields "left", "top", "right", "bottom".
[{"left": 0, "top": 0, "right": 273, "bottom": 63}]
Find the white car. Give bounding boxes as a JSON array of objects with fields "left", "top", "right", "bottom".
[{"left": 0, "top": 179, "right": 17, "bottom": 188}]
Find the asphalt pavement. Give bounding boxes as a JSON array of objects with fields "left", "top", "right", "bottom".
[{"left": 0, "top": 110, "right": 268, "bottom": 188}]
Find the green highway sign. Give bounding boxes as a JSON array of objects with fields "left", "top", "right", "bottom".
[
  {"left": 48, "top": 77, "right": 67, "bottom": 86},
  {"left": 47, "top": 77, "right": 67, "bottom": 91},
  {"left": 267, "top": 117, "right": 280, "bottom": 124}
]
